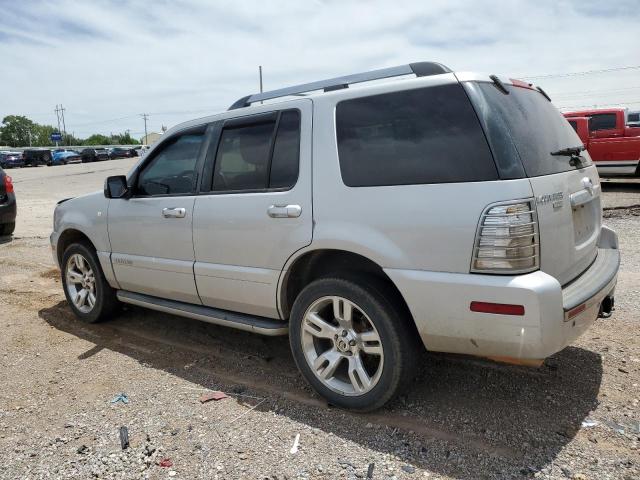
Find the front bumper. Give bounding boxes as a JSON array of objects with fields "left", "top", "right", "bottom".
[
  {"left": 50, "top": 230, "right": 60, "bottom": 268},
  {"left": 0, "top": 193, "right": 17, "bottom": 224},
  {"left": 386, "top": 226, "right": 619, "bottom": 360}
]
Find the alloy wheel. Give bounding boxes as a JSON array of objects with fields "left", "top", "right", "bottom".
[
  {"left": 301, "top": 296, "right": 384, "bottom": 396},
  {"left": 65, "top": 253, "right": 97, "bottom": 313}
]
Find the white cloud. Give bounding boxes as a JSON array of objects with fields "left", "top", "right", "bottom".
[{"left": 1, "top": 0, "right": 639, "bottom": 138}]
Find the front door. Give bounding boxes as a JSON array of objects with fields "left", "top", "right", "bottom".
[
  {"left": 192, "top": 100, "right": 313, "bottom": 318},
  {"left": 108, "top": 127, "right": 207, "bottom": 304}
]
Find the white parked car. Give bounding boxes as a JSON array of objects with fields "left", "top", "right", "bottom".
[{"left": 51, "top": 62, "right": 619, "bottom": 410}]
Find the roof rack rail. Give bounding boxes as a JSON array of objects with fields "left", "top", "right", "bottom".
[{"left": 228, "top": 61, "right": 451, "bottom": 110}]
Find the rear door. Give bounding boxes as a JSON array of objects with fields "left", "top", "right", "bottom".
[
  {"left": 192, "top": 100, "right": 312, "bottom": 318},
  {"left": 464, "top": 81, "right": 601, "bottom": 285}
]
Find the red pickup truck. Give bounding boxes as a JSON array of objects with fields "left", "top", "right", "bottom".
[{"left": 564, "top": 108, "right": 640, "bottom": 176}]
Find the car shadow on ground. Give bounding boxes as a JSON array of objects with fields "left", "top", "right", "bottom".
[
  {"left": 600, "top": 179, "right": 640, "bottom": 194},
  {"left": 0, "top": 235, "right": 13, "bottom": 245},
  {"left": 39, "top": 301, "right": 602, "bottom": 479}
]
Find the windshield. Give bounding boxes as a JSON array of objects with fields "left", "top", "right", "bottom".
[{"left": 464, "top": 81, "right": 591, "bottom": 178}]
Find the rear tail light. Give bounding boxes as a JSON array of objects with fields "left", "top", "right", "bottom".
[
  {"left": 471, "top": 200, "right": 539, "bottom": 274},
  {"left": 4, "top": 175, "right": 14, "bottom": 194}
]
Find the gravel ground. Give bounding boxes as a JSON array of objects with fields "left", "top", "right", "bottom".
[{"left": 0, "top": 163, "right": 638, "bottom": 479}]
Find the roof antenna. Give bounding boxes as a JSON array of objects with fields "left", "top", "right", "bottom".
[{"left": 259, "top": 66, "right": 263, "bottom": 104}]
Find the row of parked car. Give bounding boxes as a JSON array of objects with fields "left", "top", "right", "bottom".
[{"left": 0, "top": 145, "right": 148, "bottom": 168}]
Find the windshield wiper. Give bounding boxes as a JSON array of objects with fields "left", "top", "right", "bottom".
[
  {"left": 550, "top": 145, "right": 585, "bottom": 156},
  {"left": 550, "top": 145, "right": 586, "bottom": 167}
]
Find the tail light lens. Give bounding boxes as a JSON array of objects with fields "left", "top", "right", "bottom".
[
  {"left": 471, "top": 200, "right": 539, "bottom": 273},
  {"left": 4, "top": 175, "right": 14, "bottom": 194}
]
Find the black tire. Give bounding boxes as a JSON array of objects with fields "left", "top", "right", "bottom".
[
  {"left": 0, "top": 222, "right": 15, "bottom": 236},
  {"left": 61, "top": 242, "right": 120, "bottom": 323},
  {"left": 289, "top": 276, "right": 419, "bottom": 411}
]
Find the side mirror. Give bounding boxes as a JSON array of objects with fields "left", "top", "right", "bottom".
[{"left": 104, "top": 175, "right": 130, "bottom": 199}]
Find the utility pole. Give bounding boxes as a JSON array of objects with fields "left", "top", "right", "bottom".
[
  {"left": 59, "top": 104, "right": 67, "bottom": 144},
  {"left": 54, "top": 105, "right": 62, "bottom": 146},
  {"left": 141, "top": 114, "right": 149, "bottom": 145},
  {"left": 258, "top": 65, "right": 263, "bottom": 104}
]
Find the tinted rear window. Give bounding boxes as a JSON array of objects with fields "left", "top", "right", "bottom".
[
  {"left": 589, "top": 113, "right": 616, "bottom": 131},
  {"left": 464, "top": 82, "right": 591, "bottom": 177},
  {"left": 336, "top": 84, "right": 498, "bottom": 187}
]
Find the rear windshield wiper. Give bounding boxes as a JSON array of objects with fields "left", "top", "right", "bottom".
[
  {"left": 550, "top": 145, "right": 586, "bottom": 167},
  {"left": 550, "top": 145, "right": 585, "bottom": 156}
]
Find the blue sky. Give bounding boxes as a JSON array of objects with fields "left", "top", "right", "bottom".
[{"left": 1, "top": 0, "right": 639, "bottom": 139}]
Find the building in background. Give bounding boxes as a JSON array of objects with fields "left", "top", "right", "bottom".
[{"left": 140, "top": 132, "right": 162, "bottom": 146}]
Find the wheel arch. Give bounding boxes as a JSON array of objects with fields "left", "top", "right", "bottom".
[
  {"left": 56, "top": 228, "right": 95, "bottom": 266},
  {"left": 279, "top": 248, "right": 416, "bottom": 330}
]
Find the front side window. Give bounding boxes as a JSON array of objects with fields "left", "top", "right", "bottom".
[
  {"left": 137, "top": 130, "right": 204, "bottom": 196},
  {"left": 589, "top": 113, "right": 616, "bottom": 131},
  {"left": 336, "top": 84, "right": 498, "bottom": 187}
]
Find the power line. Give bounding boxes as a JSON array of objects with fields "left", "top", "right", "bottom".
[
  {"left": 557, "top": 100, "right": 640, "bottom": 110},
  {"left": 71, "top": 114, "right": 141, "bottom": 128},
  {"left": 553, "top": 85, "right": 640, "bottom": 100},
  {"left": 523, "top": 65, "right": 640, "bottom": 80}
]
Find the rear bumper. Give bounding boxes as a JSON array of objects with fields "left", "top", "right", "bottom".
[
  {"left": 386, "top": 226, "right": 619, "bottom": 360},
  {"left": 0, "top": 194, "right": 17, "bottom": 224}
]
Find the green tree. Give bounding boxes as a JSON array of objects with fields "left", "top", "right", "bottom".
[
  {"left": 83, "top": 134, "right": 111, "bottom": 145},
  {"left": 32, "top": 124, "right": 58, "bottom": 147},
  {"left": 113, "top": 131, "right": 139, "bottom": 145},
  {"left": 0, "top": 115, "right": 37, "bottom": 147}
]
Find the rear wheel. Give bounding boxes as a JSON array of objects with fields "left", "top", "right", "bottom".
[
  {"left": 0, "top": 222, "right": 15, "bottom": 236},
  {"left": 61, "top": 242, "right": 119, "bottom": 323},
  {"left": 289, "top": 276, "right": 418, "bottom": 411}
]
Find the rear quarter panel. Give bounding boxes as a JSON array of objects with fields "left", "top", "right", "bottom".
[{"left": 309, "top": 78, "right": 534, "bottom": 273}]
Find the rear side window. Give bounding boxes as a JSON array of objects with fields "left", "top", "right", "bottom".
[
  {"left": 213, "top": 121, "right": 275, "bottom": 191},
  {"left": 336, "top": 84, "right": 498, "bottom": 187},
  {"left": 568, "top": 120, "right": 578, "bottom": 132},
  {"left": 270, "top": 111, "right": 301, "bottom": 188},
  {"left": 212, "top": 109, "right": 300, "bottom": 192},
  {"left": 589, "top": 113, "right": 616, "bottom": 131}
]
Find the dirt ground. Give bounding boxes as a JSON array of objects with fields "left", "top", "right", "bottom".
[{"left": 0, "top": 162, "right": 638, "bottom": 480}]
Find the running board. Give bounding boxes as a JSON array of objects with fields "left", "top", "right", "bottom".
[{"left": 116, "top": 290, "right": 288, "bottom": 336}]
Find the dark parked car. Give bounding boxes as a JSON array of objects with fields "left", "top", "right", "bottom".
[
  {"left": 0, "top": 151, "right": 25, "bottom": 168},
  {"left": 108, "top": 147, "right": 135, "bottom": 159},
  {"left": 0, "top": 167, "right": 16, "bottom": 236},
  {"left": 80, "top": 148, "right": 109, "bottom": 163},
  {"left": 23, "top": 149, "right": 51, "bottom": 166}
]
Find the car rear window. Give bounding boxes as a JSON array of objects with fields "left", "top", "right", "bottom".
[
  {"left": 464, "top": 82, "right": 591, "bottom": 178},
  {"left": 335, "top": 84, "right": 498, "bottom": 187},
  {"left": 589, "top": 113, "right": 616, "bottom": 131}
]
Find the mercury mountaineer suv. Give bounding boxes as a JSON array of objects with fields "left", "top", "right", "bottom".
[{"left": 51, "top": 62, "right": 619, "bottom": 411}]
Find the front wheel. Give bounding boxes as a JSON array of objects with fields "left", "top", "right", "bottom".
[
  {"left": 289, "top": 277, "right": 418, "bottom": 411},
  {"left": 61, "top": 243, "right": 120, "bottom": 323}
]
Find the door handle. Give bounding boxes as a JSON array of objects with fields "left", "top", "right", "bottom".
[
  {"left": 267, "top": 204, "right": 302, "bottom": 218},
  {"left": 162, "top": 207, "right": 186, "bottom": 218}
]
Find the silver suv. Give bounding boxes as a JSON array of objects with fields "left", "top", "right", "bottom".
[{"left": 51, "top": 62, "right": 620, "bottom": 410}]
